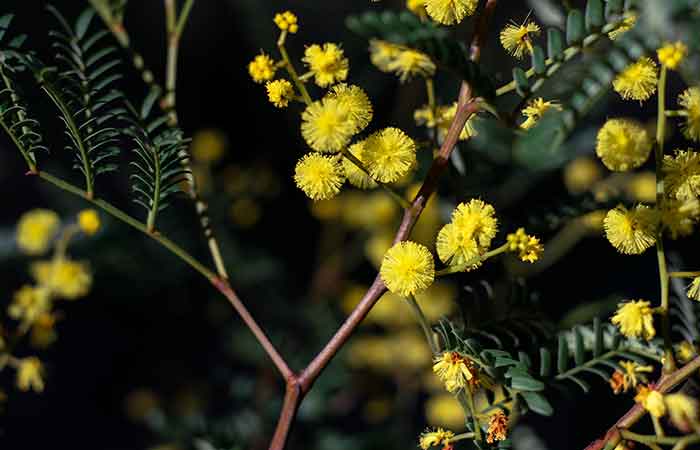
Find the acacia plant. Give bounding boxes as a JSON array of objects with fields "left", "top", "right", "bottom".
[{"left": 3, "top": 0, "right": 700, "bottom": 449}]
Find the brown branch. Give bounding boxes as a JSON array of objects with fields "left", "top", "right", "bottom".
[{"left": 584, "top": 356, "right": 700, "bottom": 450}]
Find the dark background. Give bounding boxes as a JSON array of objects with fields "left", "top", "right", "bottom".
[{"left": 0, "top": 1, "right": 696, "bottom": 450}]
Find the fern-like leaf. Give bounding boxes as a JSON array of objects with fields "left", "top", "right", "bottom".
[
  {"left": 37, "top": 5, "right": 125, "bottom": 197},
  {"left": 126, "top": 88, "right": 190, "bottom": 232}
]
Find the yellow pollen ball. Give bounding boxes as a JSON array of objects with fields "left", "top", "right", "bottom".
[
  {"left": 302, "top": 43, "right": 349, "bottom": 88},
  {"left": 31, "top": 259, "right": 93, "bottom": 300},
  {"left": 16, "top": 357, "right": 44, "bottom": 393},
  {"left": 603, "top": 204, "right": 657, "bottom": 255},
  {"left": 293, "top": 153, "right": 345, "bottom": 201},
  {"left": 380, "top": 241, "right": 435, "bottom": 297},
  {"left": 521, "top": 98, "right": 561, "bottom": 130},
  {"left": 248, "top": 52, "right": 276, "bottom": 83},
  {"left": 273, "top": 11, "right": 298, "bottom": 34},
  {"left": 500, "top": 21, "right": 541, "bottom": 59},
  {"left": 327, "top": 84, "right": 373, "bottom": 133},
  {"left": 342, "top": 140, "right": 378, "bottom": 189},
  {"left": 16, "top": 209, "right": 61, "bottom": 255},
  {"left": 613, "top": 57, "right": 658, "bottom": 101},
  {"left": 657, "top": 41, "right": 687, "bottom": 70},
  {"left": 506, "top": 228, "right": 543, "bottom": 263},
  {"left": 301, "top": 97, "right": 356, "bottom": 153},
  {"left": 611, "top": 300, "right": 656, "bottom": 341},
  {"left": 596, "top": 119, "right": 653, "bottom": 171},
  {"left": 679, "top": 87, "right": 700, "bottom": 142},
  {"left": 364, "top": 127, "right": 417, "bottom": 183},
  {"left": 387, "top": 49, "right": 436, "bottom": 83},
  {"left": 78, "top": 209, "right": 101, "bottom": 235},
  {"left": 424, "top": 0, "right": 478, "bottom": 25},
  {"left": 663, "top": 149, "right": 700, "bottom": 201},
  {"left": 265, "top": 79, "right": 294, "bottom": 108}
]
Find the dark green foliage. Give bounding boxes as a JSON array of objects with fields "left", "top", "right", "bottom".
[
  {"left": 126, "top": 88, "right": 190, "bottom": 230},
  {"left": 37, "top": 5, "right": 125, "bottom": 194},
  {"left": 586, "top": 0, "right": 605, "bottom": 31},
  {"left": 513, "top": 68, "right": 529, "bottom": 97},
  {"left": 531, "top": 46, "right": 546, "bottom": 75},
  {"left": 345, "top": 10, "right": 494, "bottom": 98},
  {"left": 0, "top": 15, "right": 46, "bottom": 170},
  {"left": 566, "top": 10, "right": 586, "bottom": 45},
  {"left": 605, "top": 0, "right": 625, "bottom": 18},
  {"left": 547, "top": 28, "right": 564, "bottom": 60}
]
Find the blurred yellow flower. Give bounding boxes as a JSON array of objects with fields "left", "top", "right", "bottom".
[
  {"left": 31, "top": 259, "right": 92, "bottom": 300},
  {"left": 78, "top": 209, "right": 101, "bottom": 235},
  {"left": 16, "top": 209, "right": 60, "bottom": 255},
  {"left": 191, "top": 129, "right": 227, "bottom": 164},
  {"left": 678, "top": 87, "right": 700, "bottom": 142},
  {"left": 8, "top": 285, "right": 51, "bottom": 326},
  {"left": 625, "top": 172, "right": 657, "bottom": 203},
  {"left": 16, "top": 357, "right": 44, "bottom": 393},
  {"left": 657, "top": 41, "right": 687, "bottom": 70},
  {"left": 635, "top": 386, "right": 666, "bottom": 417},
  {"left": 563, "top": 157, "right": 603, "bottom": 194},
  {"left": 611, "top": 300, "right": 655, "bottom": 340},
  {"left": 596, "top": 119, "right": 652, "bottom": 172},
  {"left": 425, "top": 394, "right": 464, "bottom": 429}
]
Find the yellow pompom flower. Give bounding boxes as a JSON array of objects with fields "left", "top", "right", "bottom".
[
  {"left": 425, "top": 0, "right": 478, "bottom": 25},
  {"left": 596, "top": 119, "right": 652, "bottom": 171},
  {"left": 265, "top": 79, "right": 294, "bottom": 108},
  {"left": 657, "top": 41, "right": 687, "bottom": 70},
  {"left": 611, "top": 300, "right": 656, "bottom": 340},
  {"left": 301, "top": 97, "right": 355, "bottom": 153},
  {"left": 342, "top": 140, "right": 377, "bottom": 189},
  {"left": 419, "top": 427, "right": 454, "bottom": 450},
  {"left": 191, "top": 129, "right": 227, "bottom": 164},
  {"left": 604, "top": 205, "right": 657, "bottom": 255},
  {"left": 302, "top": 43, "right": 349, "bottom": 87},
  {"left": 486, "top": 410, "right": 509, "bottom": 444},
  {"left": 387, "top": 49, "right": 436, "bottom": 83},
  {"left": 520, "top": 98, "right": 562, "bottom": 130},
  {"left": 635, "top": 386, "right": 666, "bottom": 418},
  {"left": 506, "top": 228, "right": 544, "bottom": 263},
  {"left": 31, "top": 259, "right": 92, "bottom": 300},
  {"left": 16, "top": 209, "right": 60, "bottom": 255},
  {"left": 436, "top": 223, "right": 481, "bottom": 269},
  {"left": 364, "top": 127, "right": 417, "bottom": 183},
  {"left": 500, "top": 21, "right": 541, "bottom": 59},
  {"left": 437, "top": 199, "right": 498, "bottom": 267},
  {"left": 380, "top": 241, "right": 435, "bottom": 297},
  {"left": 407, "top": 0, "right": 428, "bottom": 19},
  {"left": 665, "top": 393, "right": 698, "bottom": 432},
  {"left": 433, "top": 351, "right": 475, "bottom": 393},
  {"left": 687, "top": 277, "right": 700, "bottom": 301},
  {"left": 678, "top": 87, "right": 700, "bottom": 142},
  {"left": 369, "top": 39, "right": 402, "bottom": 73},
  {"left": 78, "top": 209, "right": 100, "bottom": 235},
  {"left": 663, "top": 149, "right": 700, "bottom": 201},
  {"left": 608, "top": 13, "right": 637, "bottom": 40},
  {"left": 16, "top": 357, "right": 44, "bottom": 393},
  {"left": 248, "top": 52, "right": 276, "bottom": 83},
  {"left": 293, "top": 153, "right": 345, "bottom": 201},
  {"left": 8, "top": 285, "right": 51, "bottom": 326},
  {"left": 327, "top": 84, "right": 373, "bottom": 133},
  {"left": 273, "top": 11, "right": 298, "bottom": 34},
  {"left": 613, "top": 57, "right": 658, "bottom": 101}
]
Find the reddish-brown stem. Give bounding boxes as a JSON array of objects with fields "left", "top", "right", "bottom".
[
  {"left": 268, "top": 381, "right": 303, "bottom": 450},
  {"left": 469, "top": 0, "right": 498, "bottom": 61},
  {"left": 212, "top": 278, "right": 295, "bottom": 381},
  {"left": 584, "top": 355, "right": 700, "bottom": 450}
]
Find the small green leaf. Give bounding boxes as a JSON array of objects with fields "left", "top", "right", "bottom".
[
  {"left": 495, "top": 357, "right": 521, "bottom": 368},
  {"left": 605, "top": 0, "right": 624, "bottom": 18},
  {"left": 557, "top": 334, "right": 569, "bottom": 373},
  {"left": 521, "top": 391, "right": 554, "bottom": 416},
  {"left": 531, "top": 46, "right": 546, "bottom": 75},
  {"left": 566, "top": 10, "right": 585, "bottom": 45},
  {"left": 75, "top": 8, "right": 95, "bottom": 39},
  {"left": 585, "top": 0, "right": 604, "bottom": 31},
  {"left": 513, "top": 67, "right": 529, "bottom": 96},
  {"left": 539, "top": 347, "right": 551, "bottom": 377},
  {"left": 574, "top": 327, "right": 585, "bottom": 365},
  {"left": 510, "top": 373, "right": 545, "bottom": 392},
  {"left": 547, "top": 28, "right": 564, "bottom": 60},
  {"left": 593, "top": 317, "right": 603, "bottom": 357},
  {"left": 566, "top": 374, "right": 591, "bottom": 392}
]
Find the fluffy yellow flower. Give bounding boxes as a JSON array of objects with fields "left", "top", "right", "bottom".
[
  {"left": 342, "top": 140, "right": 377, "bottom": 189},
  {"left": 661, "top": 198, "right": 698, "bottom": 239},
  {"left": 500, "top": 21, "right": 541, "bottom": 59},
  {"left": 506, "top": 228, "right": 544, "bottom": 263},
  {"left": 369, "top": 39, "right": 402, "bottom": 73},
  {"left": 611, "top": 300, "right": 656, "bottom": 340},
  {"left": 191, "top": 129, "right": 227, "bottom": 163},
  {"left": 407, "top": 0, "right": 428, "bottom": 19},
  {"left": 273, "top": 11, "right": 298, "bottom": 34},
  {"left": 327, "top": 84, "right": 373, "bottom": 133},
  {"left": 293, "top": 153, "right": 345, "bottom": 201},
  {"left": 265, "top": 79, "right": 294, "bottom": 108},
  {"left": 31, "top": 259, "right": 92, "bottom": 300},
  {"left": 563, "top": 157, "right": 603, "bottom": 194},
  {"left": 16, "top": 357, "right": 44, "bottom": 393},
  {"left": 603, "top": 205, "right": 657, "bottom": 254},
  {"left": 419, "top": 427, "right": 454, "bottom": 450},
  {"left": 635, "top": 386, "right": 666, "bottom": 417},
  {"left": 608, "top": 13, "right": 637, "bottom": 40},
  {"left": 301, "top": 97, "right": 356, "bottom": 153},
  {"left": 364, "top": 127, "right": 417, "bottom": 183},
  {"left": 248, "top": 52, "right": 276, "bottom": 83},
  {"left": 78, "top": 209, "right": 100, "bottom": 235},
  {"left": 302, "top": 43, "right": 349, "bottom": 87},
  {"left": 486, "top": 410, "right": 509, "bottom": 444},
  {"left": 424, "top": 0, "right": 477, "bottom": 25},
  {"left": 687, "top": 277, "right": 700, "bottom": 301},
  {"left": 433, "top": 351, "right": 475, "bottom": 393},
  {"left": 665, "top": 393, "right": 698, "bottom": 432},
  {"left": 663, "top": 149, "right": 700, "bottom": 200},
  {"left": 676, "top": 341, "right": 697, "bottom": 363},
  {"left": 380, "top": 241, "right": 435, "bottom": 297},
  {"left": 613, "top": 57, "right": 658, "bottom": 101},
  {"left": 596, "top": 119, "right": 653, "bottom": 172},
  {"left": 520, "top": 98, "right": 562, "bottom": 130},
  {"left": 8, "top": 285, "right": 51, "bottom": 326},
  {"left": 437, "top": 199, "right": 498, "bottom": 267},
  {"left": 425, "top": 394, "right": 464, "bottom": 429},
  {"left": 387, "top": 49, "right": 436, "bottom": 83},
  {"left": 679, "top": 87, "right": 700, "bottom": 142},
  {"left": 657, "top": 41, "right": 687, "bottom": 70},
  {"left": 16, "top": 209, "right": 60, "bottom": 255}
]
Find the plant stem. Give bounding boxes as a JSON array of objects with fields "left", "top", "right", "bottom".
[
  {"left": 655, "top": 65, "right": 675, "bottom": 373},
  {"left": 176, "top": 0, "right": 195, "bottom": 36},
  {"left": 277, "top": 32, "right": 312, "bottom": 106},
  {"left": 406, "top": 294, "right": 439, "bottom": 354},
  {"left": 37, "top": 171, "right": 216, "bottom": 282},
  {"left": 463, "top": 387, "right": 483, "bottom": 442},
  {"left": 669, "top": 271, "right": 700, "bottom": 278},
  {"left": 450, "top": 432, "right": 476, "bottom": 442}
]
